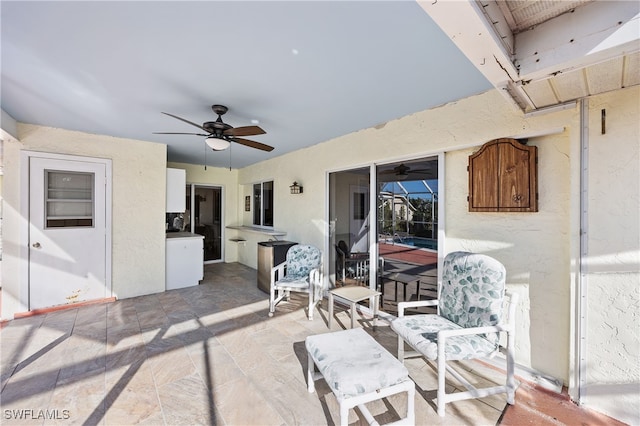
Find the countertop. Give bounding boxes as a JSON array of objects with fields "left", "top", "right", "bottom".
[
  {"left": 225, "top": 225, "right": 287, "bottom": 236},
  {"left": 166, "top": 232, "right": 204, "bottom": 239}
]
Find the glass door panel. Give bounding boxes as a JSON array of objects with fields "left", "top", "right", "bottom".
[
  {"left": 376, "top": 157, "right": 439, "bottom": 314},
  {"left": 329, "top": 167, "right": 371, "bottom": 288}
]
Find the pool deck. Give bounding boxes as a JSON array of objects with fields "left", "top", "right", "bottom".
[{"left": 378, "top": 241, "right": 437, "bottom": 266}]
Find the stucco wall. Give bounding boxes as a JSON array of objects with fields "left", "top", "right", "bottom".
[
  {"left": 238, "top": 89, "right": 580, "bottom": 384},
  {"left": 583, "top": 88, "right": 640, "bottom": 424},
  {"left": 167, "top": 162, "right": 239, "bottom": 263},
  {"left": 1, "top": 124, "right": 167, "bottom": 318},
  {"left": 232, "top": 86, "right": 636, "bottom": 421},
  {"left": 446, "top": 131, "right": 572, "bottom": 380}
]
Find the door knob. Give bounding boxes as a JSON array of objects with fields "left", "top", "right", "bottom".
[{"left": 32, "top": 242, "right": 41, "bottom": 248}]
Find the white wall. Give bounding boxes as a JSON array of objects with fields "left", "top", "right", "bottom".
[
  {"left": 239, "top": 86, "right": 640, "bottom": 424},
  {"left": 236, "top": 88, "right": 639, "bottom": 422},
  {"left": 583, "top": 88, "right": 639, "bottom": 424},
  {"left": 239, "top": 88, "right": 581, "bottom": 382},
  {"left": 1, "top": 124, "right": 167, "bottom": 318},
  {"left": 446, "top": 131, "right": 573, "bottom": 380}
]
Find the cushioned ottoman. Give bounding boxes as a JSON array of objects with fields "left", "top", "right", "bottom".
[{"left": 306, "top": 328, "right": 415, "bottom": 426}]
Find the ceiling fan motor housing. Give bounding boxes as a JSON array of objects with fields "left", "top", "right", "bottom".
[{"left": 203, "top": 121, "right": 232, "bottom": 139}]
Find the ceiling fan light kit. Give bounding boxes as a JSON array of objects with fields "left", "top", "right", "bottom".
[{"left": 205, "top": 137, "right": 231, "bottom": 151}]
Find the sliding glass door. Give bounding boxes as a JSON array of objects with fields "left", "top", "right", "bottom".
[{"left": 327, "top": 156, "right": 440, "bottom": 314}]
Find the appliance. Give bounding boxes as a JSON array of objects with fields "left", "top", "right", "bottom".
[
  {"left": 257, "top": 240, "right": 298, "bottom": 293},
  {"left": 166, "top": 233, "right": 204, "bottom": 290},
  {"left": 154, "top": 104, "right": 274, "bottom": 152}
]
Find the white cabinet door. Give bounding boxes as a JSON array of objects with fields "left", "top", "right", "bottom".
[
  {"left": 166, "top": 236, "right": 203, "bottom": 290},
  {"left": 166, "top": 168, "right": 186, "bottom": 212}
]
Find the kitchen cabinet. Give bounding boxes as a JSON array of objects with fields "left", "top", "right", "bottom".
[
  {"left": 166, "top": 232, "right": 204, "bottom": 290},
  {"left": 468, "top": 138, "right": 538, "bottom": 212},
  {"left": 166, "top": 168, "right": 186, "bottom": 212}
]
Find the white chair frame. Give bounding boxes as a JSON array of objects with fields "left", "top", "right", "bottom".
[
  {"left": 395, "top": 292, "right": 519, "bottom": 416},
  {"left": 269, "top": 251, "right": 323, "bottom": 320}
]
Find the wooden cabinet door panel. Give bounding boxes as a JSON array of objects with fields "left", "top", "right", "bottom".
[
  {"left": 469, "top": 143, "right": 499, "bottom": 211},
  {"left": 498, "top": 141, "right": 536, "bottom": 211},
  {"left": 468, "top": 138, "right": 538, "bottom": 212}
]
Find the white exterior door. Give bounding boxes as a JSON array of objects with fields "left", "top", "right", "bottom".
[{"left": 29, "top": 156, "right": 109, "bottom": 310}]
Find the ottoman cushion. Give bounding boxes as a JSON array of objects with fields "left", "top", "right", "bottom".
[{"left": 306, "top": 328, "right": 409, "bottom": 398}]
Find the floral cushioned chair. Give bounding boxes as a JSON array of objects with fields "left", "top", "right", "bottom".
[
  {"left": 269, "top": 244, "right": 323, "bottom": 320},
  {"left": 391, "top": 251, "right": 519, "bottom": 416}
]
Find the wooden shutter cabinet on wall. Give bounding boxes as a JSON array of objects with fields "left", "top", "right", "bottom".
[{"left": 468, "top": 138, "right": 538, "bottom": 212}]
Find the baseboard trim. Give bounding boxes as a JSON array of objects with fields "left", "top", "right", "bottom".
[{"left": 14, "top": 297, "right": 117, "bottom": 319}]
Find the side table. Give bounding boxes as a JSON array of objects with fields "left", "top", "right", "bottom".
[{"left": 329, "top": 286, "right": 381, "bottom": 330}]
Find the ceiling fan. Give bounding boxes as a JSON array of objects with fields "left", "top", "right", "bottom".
[
  {"left": 379, "top": 163, "right": 432, "bottom": 180},
  {"left": 154, "top": 104, "right": 274, "bottom": 152}
]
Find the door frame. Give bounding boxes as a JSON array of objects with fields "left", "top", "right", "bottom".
[
  {"left": 20, "top": 151, "right": 113, "bottom": 310},
  {"left": 187, "top": 183, "right": 225, "bottom": 264},
  {"left": 324, "top": 152, "right": 445, "bottom": 294}
]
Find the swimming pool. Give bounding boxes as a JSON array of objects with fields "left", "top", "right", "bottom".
[{"left": 394, "top": 236, "right": 438, "bottom": 251}]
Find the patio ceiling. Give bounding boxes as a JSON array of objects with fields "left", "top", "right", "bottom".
[{"left": 1, "top": 1, "right": 637, "bottom": 170}]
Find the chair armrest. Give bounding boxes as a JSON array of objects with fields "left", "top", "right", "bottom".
[
  {"left": 437, "top": 324, "right": 510, "bottom": 340},
  {"left": 309, "top": 267, "right": 324, "bottom": 299},
  {"left": 271, "top": 261, "right": 286, "bottom": 282},
  {"left": 309, "top": 267, "right": 322, "bottom": 284},
  {"left": 397, "top": 299, "right": 439, "bottom": 317}
]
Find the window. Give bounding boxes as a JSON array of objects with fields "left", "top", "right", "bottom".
[
  {"left": 253, "top": 181, "right": 273, "bottom": 227},
  {"left": 46, "top": 170, "right": 95, "bottom": 228}
]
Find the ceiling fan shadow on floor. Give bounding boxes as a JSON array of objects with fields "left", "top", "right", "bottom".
[{"left": 153, "top": 104, "right": 275, "bottom": 153}]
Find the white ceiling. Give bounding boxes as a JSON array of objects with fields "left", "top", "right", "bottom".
[
  {"left": 1, "top": 1, "right": 492, "bottom": 168},
  {"left": 2, "top": 1, "right": 638, "bottom": 169}
]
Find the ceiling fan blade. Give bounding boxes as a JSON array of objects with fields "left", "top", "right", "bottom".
[
  {"left": 224, "top": 125, "right": 266, "bottom": 137},
  {"left": 232, "top": 137, "right": 274, "bottom": 152},
  {"left": 161, "top": 112, "right": 206, "bottom": 131},
  {"left": 153, "top": 132, "right": 209, "bottom": 136}
]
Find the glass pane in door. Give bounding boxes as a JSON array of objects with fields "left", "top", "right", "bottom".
[
  {"left": 46, "top": 170, "right": 94, "bottom": 228},
  {"left": 329, "top": 167, "right": 371, "bottom": 288},
  {"left": 376, "top": 157, "right": 439, "bottom": 314}
]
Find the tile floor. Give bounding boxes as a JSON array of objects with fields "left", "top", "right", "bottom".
[{"left": 1, "top": 262, "right": 513, "bottom": 425}]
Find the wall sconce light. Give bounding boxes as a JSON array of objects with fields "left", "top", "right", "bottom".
[{"left": 290, "top": 181, "right": 303, "bottom": 194}]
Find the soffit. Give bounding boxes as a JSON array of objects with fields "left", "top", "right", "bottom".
[{"left": 421, "top": 0, "right": 640, "bottom": 113}]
